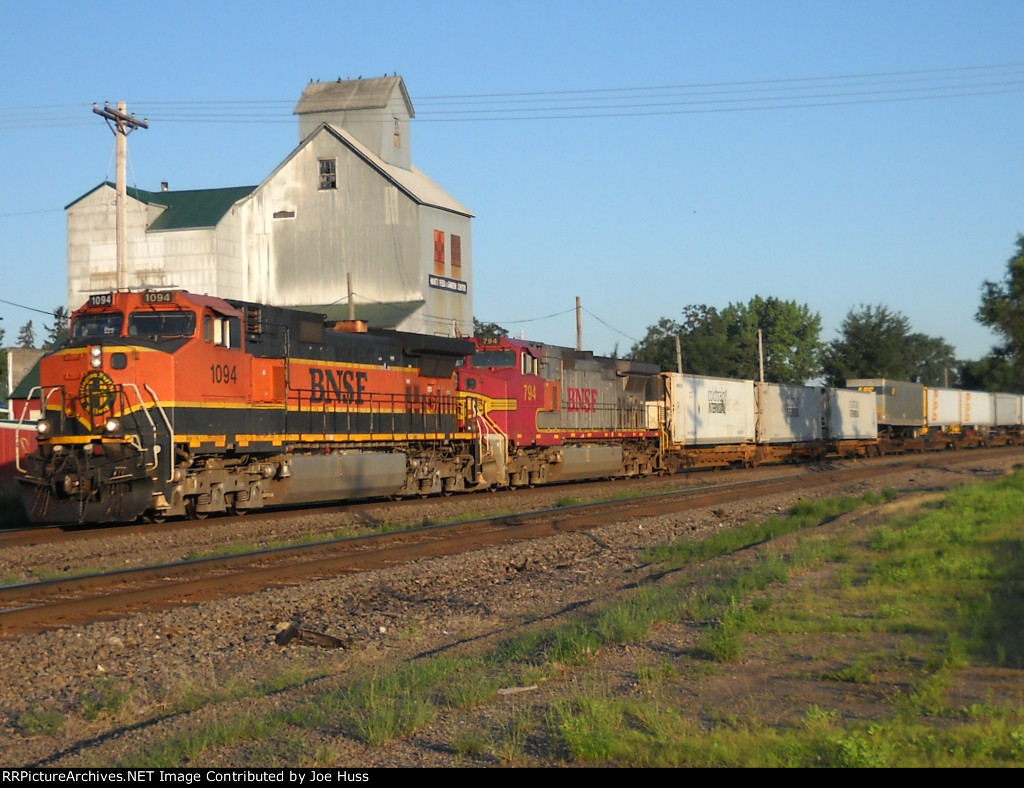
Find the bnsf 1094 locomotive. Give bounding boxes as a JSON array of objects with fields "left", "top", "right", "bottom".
[{"left": 19, "top": 290, "right": 476, "bottom": 522}]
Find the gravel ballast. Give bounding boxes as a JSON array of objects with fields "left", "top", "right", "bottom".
[{"left": 2, "top": 454, "right": 1019, "bottom": 766}]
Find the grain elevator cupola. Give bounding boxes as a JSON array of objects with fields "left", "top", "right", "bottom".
[{"left": 295, "top": 76, "right": 414, "bottom": 170}]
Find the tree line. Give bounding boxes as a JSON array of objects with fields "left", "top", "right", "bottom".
[
  {"left": 2, "top": 306, "right": 70, "bottom": 352},
  {"left": 475, "top": 234, "right": 1024, "bottom": 393},
  {"left": 624, "top": 234, "right": 1024, "bottom": 392}
]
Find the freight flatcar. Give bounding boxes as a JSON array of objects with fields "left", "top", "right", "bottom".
[
  {"left": 659, "top": 374, "right": 878, "bottom": 471},
  {"left": 847, "top": 378, "right": 1024, "bottom": 449}
]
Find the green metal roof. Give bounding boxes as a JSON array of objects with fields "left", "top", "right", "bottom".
[
  {"left": 9, "top": 359, "right": 40, "bottom": 400},
  {"left": 69, "top": 182, "right": 257, "bottom": 231}
]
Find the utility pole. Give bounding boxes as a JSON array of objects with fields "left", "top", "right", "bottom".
[
  {"left": 93, "top": 102, "right": 148, "bottom": 292},
  {"left": 576, "top": 296, "right": 583, "bottom": 351},
  {"left": 758, "top": 329, "right": 765, "bottom": 382}
]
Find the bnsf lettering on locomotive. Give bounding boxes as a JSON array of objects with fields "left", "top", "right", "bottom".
[
  {"left": 567, "top": 387, "right": 598, "bottom": 412},
  {"left": 707, "top": 387, "right": 727, "bottom": 415},
  {"left": 309, "top": 368, "right": 368, "bottom": 404}
]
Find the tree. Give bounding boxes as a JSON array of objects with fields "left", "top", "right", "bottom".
[
  {"left": 44, "top": 306, "right": 70, "bottom": 349},
  {"left": 821, "top": 304, "right": 955, "bottom": 386},
  {"left": 472, "top": 318, "right": 508, "bottom": 340},
  {"left": 976, "top": 234, "right": 1024, "bottom": 391},
  {"left": 904, "top": 333, "right": 958, "bottom": 387},
  {"left": 958, "top": 354, "right": 1017, "bottom": 392},
  {"left": 737, "top": 296, "right": 823, "bottom": 384},
  {"left": 630, "top": 307, "right": 732, "bottom": 375},
  {"left": 17, "top": 320, "right": 36, "bottom": 349},
  {"left": 630, "top": 298, "right": 823, "bottom": 383}
]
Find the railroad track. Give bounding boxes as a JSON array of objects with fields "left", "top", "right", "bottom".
[{"left": 0, "top": 449, "right": 1017, "bottom": 637}]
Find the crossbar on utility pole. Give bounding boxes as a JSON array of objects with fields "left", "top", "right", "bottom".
[{"left": 94, "top": 102, "right": 149, "bottom": 292}]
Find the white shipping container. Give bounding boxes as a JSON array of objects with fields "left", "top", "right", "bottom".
[
  {"left": 757, "top": 383, "right": 823, "bottom": 443},
  {"left": 960, "top": 390, "right": 994, "bottom": 427},
  {"left": 664, "top": 373, "right": 756, "bottom": 446},
  {"left": 826, "top": 389, "right": 878, "bottom": 440},
  {"left": 994, "top": 393, "right": 1022, "bottom": 427},
  {"left": 927, "top": 388, "right": 962, "bottom": 427}
]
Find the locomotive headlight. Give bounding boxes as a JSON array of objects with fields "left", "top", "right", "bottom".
[
  {"left": 89, "top": 345, "right": 103, "bottom": 368},
  {"left": 35, "top": 419, "right": 52, "bottom": 438},
  {"left": 104, "top": 418, "right": 122, "bottom": 436}
]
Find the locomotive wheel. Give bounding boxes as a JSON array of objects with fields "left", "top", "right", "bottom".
[
  {"left": 185, "top": 499, "right": 208, "bottom": 520},
  {"left": 227, "top": 494, "right": 248, "bottom": 516}
]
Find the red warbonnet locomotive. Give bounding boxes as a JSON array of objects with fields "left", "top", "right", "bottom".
[{"left": 17, "top": 289, "right": 1023, "bottom": 524}]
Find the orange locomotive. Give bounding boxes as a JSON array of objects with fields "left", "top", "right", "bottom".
[{"left": 19, "top": 290, "right": 474, "bottom": 522}]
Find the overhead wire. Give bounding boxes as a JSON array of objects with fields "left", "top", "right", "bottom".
[
  {"left": 0, "top": 62, "right": 1022, "bottom": 129},
  {"left": 3, "top": 62, "right": 1022, "bottom": 319}
]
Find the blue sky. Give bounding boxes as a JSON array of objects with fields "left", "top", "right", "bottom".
[{"left": 2, "top": 0, "right": 1022, "bottom": 363}]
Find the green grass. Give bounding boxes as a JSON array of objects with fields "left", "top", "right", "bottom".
[
  {"left": 643, "top": 491, "right": 881, "bottom": 567},
  {"left": 91, "top": 471, "right": 1024, "bottom": 766},
  {"left": 16, "top": 707, "right": 66, "bottom": 736},
  {"left": 78, "top": 676, "right": 134, "bottom": 721}
]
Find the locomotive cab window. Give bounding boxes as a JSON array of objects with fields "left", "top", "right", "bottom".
[
  {"left": 468, "top": 350, "right": 516, "bottom": 368},
  {"left": 128, "top": 311, "right": 196, "bottom": 340},
  {"left": 205, "top": 313, "right": 242, "bottom": 349},
  {"left": 73, "top": 313, "right": 124, "bottom": 340}
]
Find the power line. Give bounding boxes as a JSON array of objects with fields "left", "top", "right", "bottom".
[
  {"left": 0, "top": 62, "right": 1021, "bottom": 130},
  {"left": 0, "top": 298, "right": 60, "bottom": 317}
]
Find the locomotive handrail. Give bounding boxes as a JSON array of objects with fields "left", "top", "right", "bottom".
[
  {"left": 14, "top": 385, "right": 65, "bottom": 474},
  {"left": 290, "top": 386, "right": 464, "bottom": 439},
  {"left": 117, "top": 383, "right": 161, "bottom": 474},
  {"left": 142, "top": 383, "right": 176, "bottom": 483}
]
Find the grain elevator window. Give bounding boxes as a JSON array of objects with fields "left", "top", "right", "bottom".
[
  {"left": 451, "top": 235, "right": 462, "bottom": 278},
  {"left": 434, "top": 230, "right": 445, "bottom": 276},
  {"left": 318, "top": 158, "right": 337, "bottom": 190}
]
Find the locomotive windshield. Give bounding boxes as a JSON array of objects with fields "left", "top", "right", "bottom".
[
  {"left": 128, "top": 310, "right": 197, "bottom": 340},
  {"left": 467, "top": 350, "right": 517, "bottom": 368},
  {"left": 72, "top": 313, "right": 124, "bottom": 339}
]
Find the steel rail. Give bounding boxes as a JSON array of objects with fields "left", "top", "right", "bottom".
[{"left": 0, "top": 449, "right": 1016, "bottom": 636}]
